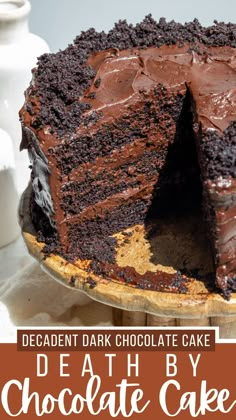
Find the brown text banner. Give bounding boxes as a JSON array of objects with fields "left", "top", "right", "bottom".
[
  {"left": 17, "top": 329, "right": 215, "bottom": 352},
  {"left": 0, "top": 339, "right": 235, "bottom": 418}
]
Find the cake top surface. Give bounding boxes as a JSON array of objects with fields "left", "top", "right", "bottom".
[
  {"left": 83, "top": 45, "right": 236, "bottom": 132},
  {"left": 21, "top": 15, "right": 236, "bottom": 138}
]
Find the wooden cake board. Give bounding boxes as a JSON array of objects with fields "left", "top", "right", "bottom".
[{"left": 19, "top": 186, "right": 236, "bottom": 338}]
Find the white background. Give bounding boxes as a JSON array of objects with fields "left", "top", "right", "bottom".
[{"left": 29, "top": 0, "right": 236, "bottom": 52}]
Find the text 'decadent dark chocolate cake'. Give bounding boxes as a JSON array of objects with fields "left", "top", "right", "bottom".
[{"left": 20, "top": 16, "right": 236, "bottom": 299}]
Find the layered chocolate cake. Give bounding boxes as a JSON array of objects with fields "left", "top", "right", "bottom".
[{"left": 20, "top": 16, "right": 236, "bottom": 298}]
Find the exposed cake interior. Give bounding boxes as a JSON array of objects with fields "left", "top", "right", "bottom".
[{"left": 20, "top": 16, "right": 236, "bottom": 298}]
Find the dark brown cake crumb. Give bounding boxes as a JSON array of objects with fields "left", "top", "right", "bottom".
[
  {"left": 69, "top": 276, "right": 76, "bottom": 287},
  {"left": 199, "top": 122, "right": 236, "bottom": 179},
  {"left": 87, "top": 92, "right": 96, "bottom": 99},
  {"left": 86, "top": 278, "right": 97, "bottom": 289},
  {"left": 94, "top": 78, "right": 101, "bottom": 88}
]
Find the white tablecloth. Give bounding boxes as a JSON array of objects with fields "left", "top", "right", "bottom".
[{"left": 0, "top": 236, "right": 113, "bottom": 338}]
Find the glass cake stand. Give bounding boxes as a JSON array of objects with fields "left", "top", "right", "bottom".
[{"left": 19, "top": 185, "right": 236, "bottom": 338}]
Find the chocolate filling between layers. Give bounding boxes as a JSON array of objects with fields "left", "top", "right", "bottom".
[{"left": 61, "top": 154, "right": 159, "bottom": 216}]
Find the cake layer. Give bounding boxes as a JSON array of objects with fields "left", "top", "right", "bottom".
[
  {"left": 202, "top": 177, "right": 236, "bottom": 293},
  {"left": 51, "top": 85, "right": 184, "bottom": 177},
  {"left": 62, "top": 138, "right": 159, "bottom": 184},
  {"left": 188, "top": 60, "right": 236, "bottom": 295},
  {"left": 67, "top": 199, "right": 149, "bottom": 261},
  {"left": 48, "top": 83, "right": 185, "bottom": 251},
  {"left": 207, "top": 178, "right": 236, "bottom": 252},
  {"left": 61, "top": 152, "right": 159, "bottom": 216}
]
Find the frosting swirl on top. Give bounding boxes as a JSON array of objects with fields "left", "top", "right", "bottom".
[{"left": 82, "top": 44, "right": 236, "bottom": 134}]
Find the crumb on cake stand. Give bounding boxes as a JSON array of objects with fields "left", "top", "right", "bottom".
[{"left": 19, "top": 184, "right": 236, "bottom": 337}]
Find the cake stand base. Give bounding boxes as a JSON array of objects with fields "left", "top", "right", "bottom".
[
  {"left": 19, "top": 185, "right": 236, "bottom": 338},
  {"left": 112, "top": 308, "right": 236, "bottom": 338}
]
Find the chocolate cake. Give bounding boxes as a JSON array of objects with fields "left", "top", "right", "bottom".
[{"left": 20, "top": 16, "right": 236, "bottom": 298}]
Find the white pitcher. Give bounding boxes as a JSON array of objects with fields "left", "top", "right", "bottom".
[
  {"left": 0, "top": 128, "right": 19, "bottom": 247},
  {"left": 0, "top": 0, "right": 49, "bottom": 247},
  {"left": 0, "top": 0, "right": 49, "bottom": 194}
]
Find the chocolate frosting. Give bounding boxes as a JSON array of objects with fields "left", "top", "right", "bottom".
[
  {"left": 82, "top": 45, "right": 236, "bottom": 134},
  {"left": 206, "top": 177, "right": 236, "bottom": 284},
  {"left": 21, "top": 126, "right": 55, "bottom": 227}
]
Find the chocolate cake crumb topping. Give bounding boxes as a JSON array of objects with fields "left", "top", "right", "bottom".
[
  {"left": 94, "top": 78, "right": 101, "bottom": 88},
  {"left": 30, "top": 15, "right": 236, "bottom": 137}
]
